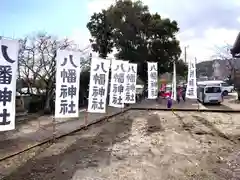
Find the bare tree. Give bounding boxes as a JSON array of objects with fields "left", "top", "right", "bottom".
[
  {"left": 18, "top": 32, "right": 91, "bottom": 113},
  {"left": 213, "top": 44, "right": 240, "bottom": 100},
  {"left": 212, "top": 44, "right": 237, "bottom": 81},
  {"left": 18, "top": 33, "right": 72, "bottom": 113}
]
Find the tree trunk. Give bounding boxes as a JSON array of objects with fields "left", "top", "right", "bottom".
[
  {"left": 43, "top": 90, "right": 53, "bottom": 114},
  {"left": 44, "top": 98, "right": 51, "bottom": 114}
]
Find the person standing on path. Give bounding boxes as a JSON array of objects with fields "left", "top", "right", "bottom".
[
  {"left": 177, "top": 87, "right": 181, "bottom": 103},
  {"left": 167, "top": 95, "right": 172, "bottom": 108},
  {"left": 182, "top": 86, "right": 186, "bottom": 102}
]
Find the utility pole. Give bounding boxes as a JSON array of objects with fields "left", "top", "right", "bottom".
[
  {"left": 184, "top": 47, "right": 187, "bottom": 63},
  {"left": 184, "top": 45, "right": 189, "bottom": 63}
]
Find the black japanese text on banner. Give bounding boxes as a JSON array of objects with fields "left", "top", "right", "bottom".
[
  {"left": 0, "top": 38, "right": 19, "bottom": 131},
  {"left": 147, "top": 62, "right": 158, "bottom": 99},
  {"left": 124, "top": 63, "right": 137, "bottom": 104},
  {"left": 109, "top": 60, "right": 129, "bottom": 108},
  {"left": 186, "top": 59, "right": 197, "bottom": 99},
  {"left": 88, "top": 58, "right": 110, "bottom": 113},
  {"left": 55, "top": 50, "right": 81, "bottom": 118}
]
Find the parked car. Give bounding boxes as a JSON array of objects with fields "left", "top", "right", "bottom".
[{"left": 197, "top": 80, "right": 234, "bottom": 96}]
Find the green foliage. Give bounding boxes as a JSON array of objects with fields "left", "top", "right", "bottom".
[
  {"left": 87, "top": 10, "right": 114, "bottom": 59},
  {"left": 80, "top": 68, "right": 90, "bottom": 88},
  {"left": 80, "top": 68, "right": 90, "bottom": 95},
  {"left": 78, "top": 69, "right": 90, "bottom": 106},
  {"left": 86, "top": 0, "right": 182, "bottom": 82},
  {"left": 176, "top": 59, "right": 188, "bottom": 77}
]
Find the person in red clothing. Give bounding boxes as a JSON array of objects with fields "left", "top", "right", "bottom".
[{"left": 177, "top": 86, "right": 182, "bottom": 103}]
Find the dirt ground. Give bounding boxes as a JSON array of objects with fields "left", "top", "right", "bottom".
[{"left": 2, "top": 110, "right": 240, "bottom": 180}]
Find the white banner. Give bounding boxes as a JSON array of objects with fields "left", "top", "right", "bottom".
[
  {"left": 109, "top": 60, "right": 129, "bottom": 108},
  {"left": 124, "top": 63, "right": 137, "bottom": 103},
  {"left": 147, "top": 62, "right": 158, "bottom": 99},
  {"left": 186, "top": 59, "right": 197, "bottom": 99},
  {"left": 88, "top": 57, "right": 110, "bottom": 113},
  {"left": 55, "top": 50, "right": 81, "bottom": 118},
  {"left": 171, "top": 61, "right": 177, "bottom": 101},
  {"left": 0, "top": 38, "right": 19, "bottom": 131}
]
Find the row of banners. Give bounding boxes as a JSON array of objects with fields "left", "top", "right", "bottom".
[
  {"left": 55, "top": 53, "right": 158, "bottom": 118},
  {"left": 0, "top": 38, "right": 196, "bottom": 131}
]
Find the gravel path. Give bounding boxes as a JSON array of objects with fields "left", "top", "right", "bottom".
[{"left": 2, "top": 110, "right": 240, "bottom": 180}]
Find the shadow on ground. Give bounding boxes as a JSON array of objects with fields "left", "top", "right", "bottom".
[
  {"left": 203, "top": 103, "right": 233, "bottom": 111},
  {"left": 2, "top": 112, "right": 134, "bottom": 180}
]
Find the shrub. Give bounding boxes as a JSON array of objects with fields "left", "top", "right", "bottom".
[{"left": 28, "top": 96, "right": 44, "bottom": 113}]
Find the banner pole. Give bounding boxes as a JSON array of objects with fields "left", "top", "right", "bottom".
[
  {"left": 52, "top": 116, "right": 56, "bottom": 143},
  {"left": 38, "top": 116, "right": 41, "bottom": 129},
  {"left": 197, "top": 99, "right": 200, "bottom": 111},
  {"left": 121, "top": 103, "right": 125, "bottom": 120},
  {"left": 84, "top": 108, "right": 88, "bottom": 128}
]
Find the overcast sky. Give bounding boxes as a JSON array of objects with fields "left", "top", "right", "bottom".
[
  {"left": 84, "top": 0, "right": 240, "bottom": 62},
  {"left": 1, "top": 0, "right": 240, "bottom": 62}
]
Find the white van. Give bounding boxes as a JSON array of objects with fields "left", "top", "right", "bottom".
[
  {"left": 197, "top": 80, "right": 234, "bottom": 96},
  {"left": 197, "top": 85, "right": 222, "bottom": 104}
]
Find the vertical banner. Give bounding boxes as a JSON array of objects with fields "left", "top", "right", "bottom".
[
  {"left": 109, "top": 60, "right": 129, "bottom": 108},
  {"left": 0, "top": 38, "right": 19, "bottom": 131},
  {"left": 186, "top": 59, "right": 197, "bottom": 99},
  {"left": 88, "top": 57, "right": 110, "bottom": 113},
  {"left": 125, "top": 63, "right": 137, "bottom": 103},
  {"left": 55, "top": 50, "right": 81, "bottom": 118},
  {"left": 147, "top": 62, "right": 158, "bottom": 99},
  {"left": 171, "top": 61, "right": 177, "bottom": 101}
]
